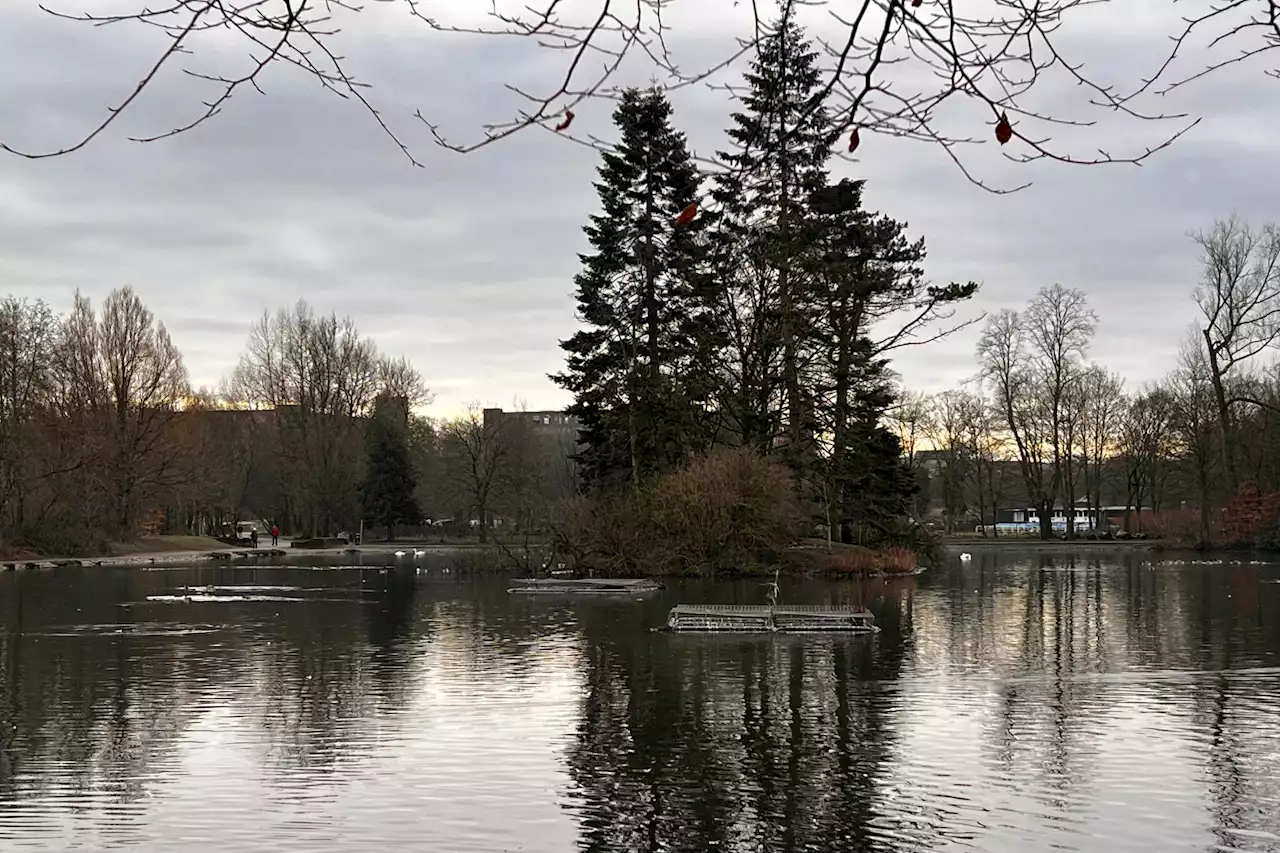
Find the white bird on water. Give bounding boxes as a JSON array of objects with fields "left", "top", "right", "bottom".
[
  {"left": 394, "top": 550, "right": 406, "bottom": 557},
  {"left": 413, "top": 549, "right": 425, "bottom": 557},
  {"left": 960, "top": 553, "right": 973, "bottom": 561}
]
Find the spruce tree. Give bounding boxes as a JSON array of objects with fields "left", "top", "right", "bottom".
[
  {"left": 551, "top": 87, "right": 718, "bottom": 490},
  {"left": 709, "top": 6, "right": 837, "bottom": 458},
  {"left": 360, "top": 393, "right": 421, "bottom": 541},
  {"left": 804, "top": 178, "right": 975, "bottom": 542}
]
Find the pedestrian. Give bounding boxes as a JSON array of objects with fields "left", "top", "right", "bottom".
[
  {"left": 270, "top": 524, "right": 279, "bottom": 546},
  {"left": 250, "top": 528, "right": 259, "bottom": 549}
]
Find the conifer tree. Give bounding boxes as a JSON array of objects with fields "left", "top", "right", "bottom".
[
  {"left": 804, "top": 178, "right": 975, "bottom": 541},
  {"left": 552, "top": 87, "right": 718, "bottom": 490},
  {"left": 360, "top": 393, "right": 421, "bottom": 541},
  {"left": 709, "top": 5, "right": 837, "bottom": 459}
]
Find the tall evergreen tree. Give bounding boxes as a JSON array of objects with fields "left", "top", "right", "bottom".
[
  {"left": 804, "top": 178, "right": 975, "bottom": 541},
  {"left": 360, "top": 393, "right": 421, "bottom": 541},
  {"left": 552, "top": 87, "right": 719, "bottom": 490},
  {"left": 709, "top": 5, "right": 837, "bottom": 459}
]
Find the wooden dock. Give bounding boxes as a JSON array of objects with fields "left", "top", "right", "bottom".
[
  {"left": 664, "top": 603, "right": 877, "bottom": 633},
  {"left": 507, "top": 577, "right": 664, "bottom": 595}
]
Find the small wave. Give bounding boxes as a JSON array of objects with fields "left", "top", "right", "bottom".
[
  {"left": 137, "top": 594, "right": 375, "bottom": 605},
  {"left": 146, "top": 594, "right": 306, "bottom": 603},
  {"left": 180, "top": 585, "right": 302, "bottom": 594},
  {"left": 28, "top": 623, "right": 226, "bottom": 637}
]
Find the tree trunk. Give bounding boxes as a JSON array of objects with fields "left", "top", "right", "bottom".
[
  {"left": 990, "top": 484, "right": 999, "bottom": 538},
  {"left": 1204, "top": 327, "right": 1238, "bottom": 493},
  {"left": 974, "top": 460, "right": 987, "bottom": 537},
  {"left": 1198, "top": 469, "right": 1212, "bottom": 544},
  {"left": 628, "top": 370, "right": 640, "bottom": 489},
  {"left": 775, "top": 35, "right": 805, "bottom": 464},
  {"left": 825, "top": 274, "right": 855, "bottom": 544},
  {"left": 1064, "top": 463, "right": 1077, "bottom": 540},
  {"left": 1039, "top": 498, "right": 1054, "bottom": 540},
  {"left": 640, "top": 145, "right": 659, "bottom": 485}
]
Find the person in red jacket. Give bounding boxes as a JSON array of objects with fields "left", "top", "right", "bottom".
[{"left": 270, "top": 524, "right": 280, "bottom": 546}]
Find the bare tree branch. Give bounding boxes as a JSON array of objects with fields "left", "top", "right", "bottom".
[{"left": 7, "top": 0, "right": 1278, "bottom": 191}]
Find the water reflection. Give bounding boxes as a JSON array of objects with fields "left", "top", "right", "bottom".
[{"left": 0, "top": 550, "right": 1277, "bottom": 851}]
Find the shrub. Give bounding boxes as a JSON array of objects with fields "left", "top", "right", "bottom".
[
  {"left": 553, "top": 447, "right": 806, "bottom": 575},
  {"left": 649, "top": 447, "right": 806, "bottom": 571},
  {"left": 810, "top": 544, "right": 917, "bottom": 576}
]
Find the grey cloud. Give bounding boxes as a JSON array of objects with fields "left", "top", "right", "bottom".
[{"left": 1, "top": 3, "right": 1277, "bottom": 412}]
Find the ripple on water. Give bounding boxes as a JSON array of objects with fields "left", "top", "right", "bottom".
[
  {"left": 2, "top": 557, "right": 1280, "bottom": 852},
  {"left": 25, "top": 623, "right": 229, "bottom": 638}
]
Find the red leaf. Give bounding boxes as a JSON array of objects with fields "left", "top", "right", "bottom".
[
  {"left": 554, "top": 110, "right": 575, "bottom": 133},
  {"left": 911, "top": 0, "right": 922, "bottom": 6},
  {"left": 847, "top": 127, "right": 861, "bottom": 153},
  {"left": 674, "top": 203, "right": 698, "bottom": 227},
  {"left": 995, "top": 112, "right": 1013, "bottom": 145}
]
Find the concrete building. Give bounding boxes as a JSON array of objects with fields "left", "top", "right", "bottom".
[
  {"left": 482, "top": 408, "right": 583, "bottom": 495},
  {"left": 483, "top": 408, "right": 581, "bottom": 440}
]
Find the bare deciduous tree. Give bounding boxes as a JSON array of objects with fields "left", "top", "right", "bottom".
[
  {"left": 438, "top": 404, "right": 512, "bottom": 543},
  {"left": 884, "top": 389, "right": 931, "bottom": 516},
  {"left": 98, "top": 286, "right": 191, "bottom": 534},
  {"left": 925, "top": 390, "right": 975, "bottom": 534},
  {"left": 1023, "top": 284, "right": 1097, "bottom": 537},
  {"left": 978, "top": 309, "right": 1051, "bottom": 537},
  {"left": 1076, "top": 365, "right": 1126, "bottom": 531},
  {"left": 978, "top": 286, "right": 1096, "bottom": 539},
  {"left": 1192, "top": 215, "right": 1280, "bottom": 492},
  {"left": 378, "top": 355, "right": 433, "bottom": 410},
  {"left": 885, "top": 390, "right": 931, "bottom": 470},
  {"left": 1116, "top": 386, "right": 1172, "bottom": 535},
  {"left": 959, "top": 394, "right": 1008, "bottom": 537},
  {"left": 18, "top": 1, "right": 1280, "bottom": 190},
  {"left": 43, "top": 288, "right": 191, "bottom": 537},
  {"left": 0, "top": 298, "right": 58, "bottom": 531},
  {"left": 1165, "top": 340, "right": 1222, "bottom": 543},
  {"left": 231, "top": 300, "right": 381, "bottom": 535}
]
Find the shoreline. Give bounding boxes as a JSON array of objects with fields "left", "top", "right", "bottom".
[
  {"left": 10, "top": 536, "right": 1252, "bottom": 573},
  {"left": 1, "top": 540, "right": 508, "bottom": 570},
  {"left": 945, "top": 538, "right": 1160, "bottom": 551}
]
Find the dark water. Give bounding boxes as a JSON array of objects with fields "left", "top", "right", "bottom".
[{"left": 0, "top": 550, "right": 1278, "bottom": 852}]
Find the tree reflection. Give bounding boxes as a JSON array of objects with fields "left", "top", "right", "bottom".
[
  {"left": 0, "top": 552, "right": 1278, "bottom": 852},
  {"left": 0, "top": 564, "right": 437, "bottom": 798},
  {"left": 565, "top": 589, "right": 910, "bottom": 852}
]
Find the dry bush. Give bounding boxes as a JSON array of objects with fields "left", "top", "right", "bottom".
[
  {"left": 553, "top": 490, "right": 675, "bottom": 576},
  {"left": 820, "top": 545, "right": 917, "bottom": 576},
  {"left": 878, "top": 547, "right": 918, "bottom": 574},
  {"left": 649, "top": 448, "right": 806, "bottom": 571},
  {"left": 553, "top": 447, "right": 805, "bottom": 575},
  {"left": 1143, "top": 507, "right": 1208, "bottom": 544}
]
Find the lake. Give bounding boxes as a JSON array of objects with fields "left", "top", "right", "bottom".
[{"left": 0, "top": 548, "right": 1278, "bottom": 852}]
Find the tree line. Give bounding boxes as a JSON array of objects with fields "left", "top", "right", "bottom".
[
  {"left": 551, "top": 9, "right": 976, "bottom": 569},
  {"left": 0, "top": 290, "right": 568, "bottom": 556},
  {"left": 894, "top": 215, "right": 1280, "bottom": 547},
  {"left": 9, "top": 14, "right": 1269, "bottom": 562}
]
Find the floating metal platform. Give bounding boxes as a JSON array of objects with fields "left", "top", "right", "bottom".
[
  {"left": 663, "top": 603, "right": 877, "bottom": 633},
  {"left": 507, "top": 577, "right": 664, "bottom": 595}
]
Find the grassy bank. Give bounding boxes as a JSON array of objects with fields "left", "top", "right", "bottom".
[{"left": 107, "top": 535, "right": 228, "bottom": 556}]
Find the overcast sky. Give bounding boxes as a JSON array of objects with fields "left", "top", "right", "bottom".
[{"left": 0, "top": 1, "right": 1275, "bottom": 417}]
